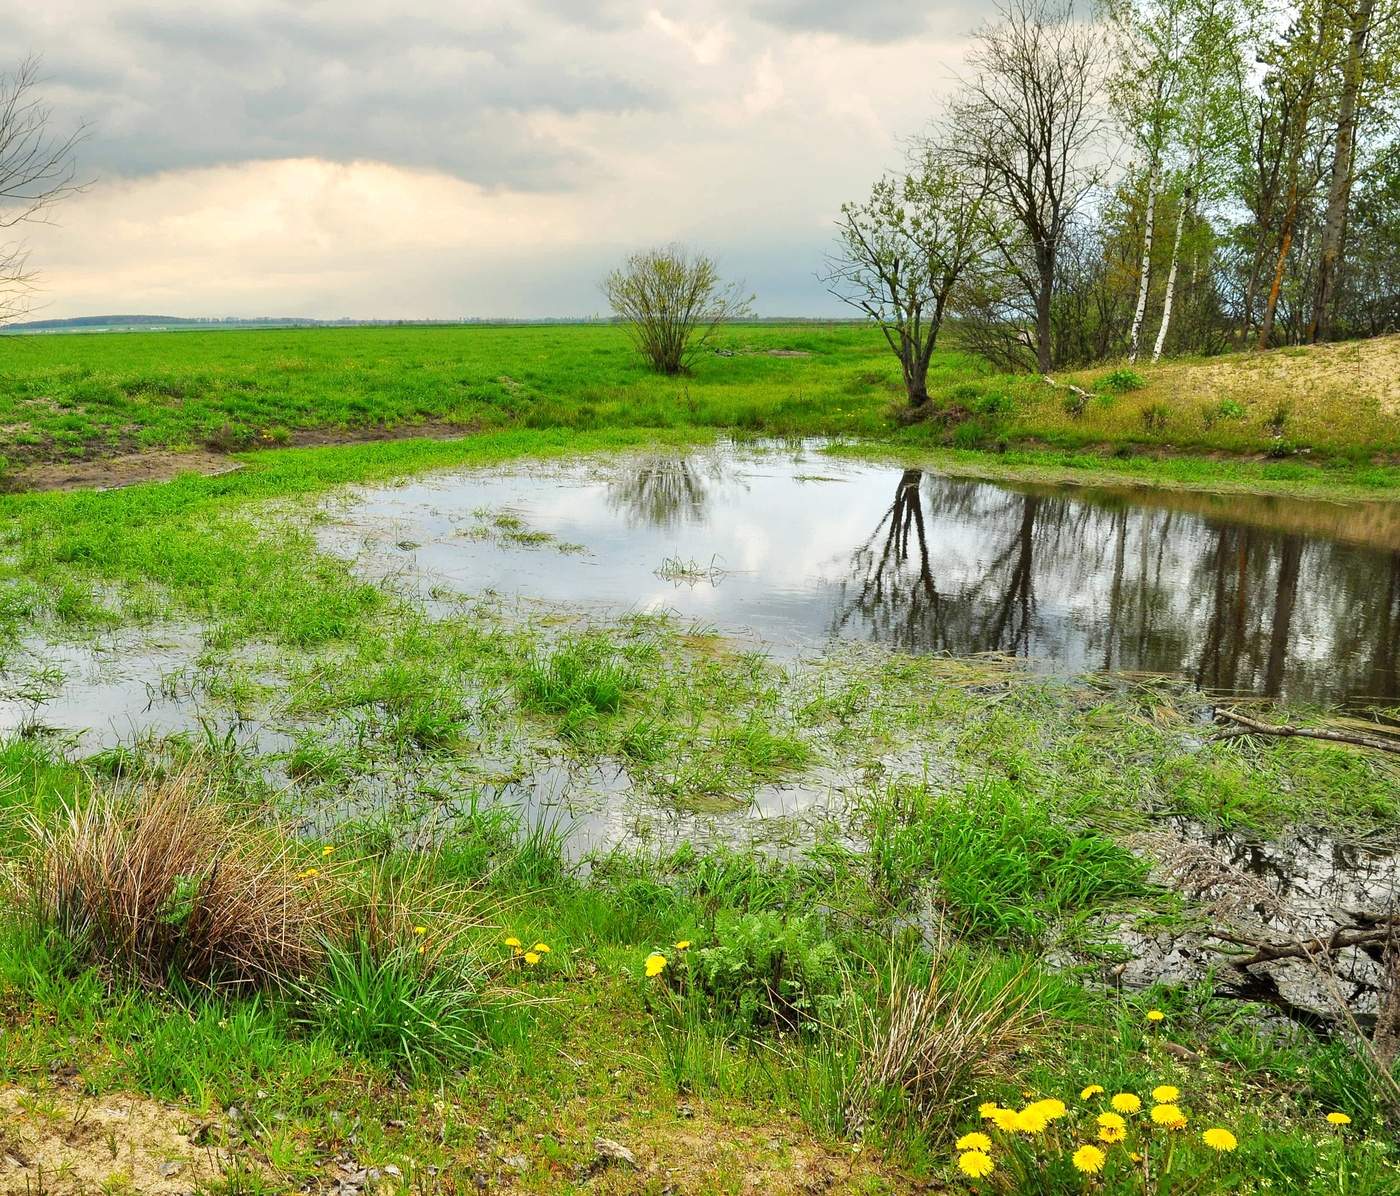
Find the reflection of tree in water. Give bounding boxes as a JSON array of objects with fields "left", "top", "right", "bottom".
[
  {"left": 830, "top": 469, "right": 1400, "bottom": 705},
  {"left": 606, "top": 455, "right": 735, "bottom": 529}
]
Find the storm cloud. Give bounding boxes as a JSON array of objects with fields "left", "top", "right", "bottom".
[{"left": 14, "top": 1, "right": 982, "bottom": 318}]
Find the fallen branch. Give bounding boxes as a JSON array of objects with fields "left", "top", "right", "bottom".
[
  {"left": 1212, "top": 920, "right": 1397, "bottom": 969},
  {"left": 1214, "top": 708, "right": 1400, "bottom": 756}
]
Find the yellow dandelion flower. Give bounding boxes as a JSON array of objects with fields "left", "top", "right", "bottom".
[
  {"left": 1326, "top": 1112, "right": 1351, "bottom": 1126},
  {"left": 645, "top": 952, "right": 667, "bottom": 978},
  {"left": 321, "top": 845, "right": 334, "bottom": 857},
  {"left": 1111, "top": 1093, "right": 1142, "bottom": 1114},
  {"left": 957, "top": 1151, "right": 994, "bottom": 1179},
  {"left": 1072, "top": 1145, "right": 1106, "bottom": 1175},
  {"left": 675, "top": 940, "right": 691, "bottom": 950},
  {"left": 990, "top": 1108, "right": 1020, "bottom": 1133},
  {"left": 1151, "top": 1104, "right": 1187, "bottom": 1130},
  {"left": 504, "top": 936, "right": 522, "bottom": 948},
  {"left": 1080, "top": 1085, "right": 1105, "bottom": 1100},
  {"left": 531, "top": 942, "right": 550, "bottom": 953},
  {"left": 412, "top": 925, "right": 427, "bottom": 936},
  {"left": 524, "top": 951, "right": 541, "bottom": 966},
  {"left": 1015, "top": 1106, "right": 1049, "bottom": 1134},
  {"left": 1097, "top": 1112, "right": 1126, "bottom": 1132},
  {"left": 417, "top": 945, "right": 426, "bottom": 955},
  {"left": 955, "top": 1132, "right": 992, "bottom": 1152},
  {"left": 1146, "top": 1009, "right": 1166, "bottom": 1022},
  {"left": 1202, "top": 1128, "right": 1237, "bottom": 1153},
  {"left": 1098, "top": 1126, "right": 1125, "bottom": 1144},
  {"left": 1033, "top": 1099, "right": 1068, "bottom": 1121},
  {"left": 296, "top": 867, "right": 319, "bottom": 880},
  {"left": 978, "top": 1102, "right": 1001, "bottom": 1120},
  {"left": 1152, "top": 1085, "right": 1180, "bottom": 1103},
  {"left": 1129, "top": 1152, "right": 1143, "bottom": 1163}
]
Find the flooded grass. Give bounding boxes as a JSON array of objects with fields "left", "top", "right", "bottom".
[{"left": 0, "top": 431, "right": 1397, "bottom": 1191}]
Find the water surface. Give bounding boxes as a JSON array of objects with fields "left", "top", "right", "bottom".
[{"left": 320, "top": 446, "right": 1400, "bottom": 708}]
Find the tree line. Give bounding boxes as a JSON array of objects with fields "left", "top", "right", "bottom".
[{"left": 822, "top": 0, "right": 1400, "bottom": 405}]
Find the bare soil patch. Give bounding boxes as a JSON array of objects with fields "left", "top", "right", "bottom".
[{"left": 0, "top": 1085, "right": 230, "bottom": 1195}]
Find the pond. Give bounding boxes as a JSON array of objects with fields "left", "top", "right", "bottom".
[{"left": 320, "top": 444, "right": 1400, "bottom": 710}]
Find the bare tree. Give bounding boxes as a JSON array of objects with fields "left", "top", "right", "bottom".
[
  {"left": 601, "top": 245, "right": 753, "bottom": 375},
  {"left": 945, "top": 0, "right": 1112, "bottom": 373},
  {"left": 0, "top": 56, "right": 85, "bottom": 325},
  {"left": 823, "top": 156, "right": 995, "bottom": 407}
]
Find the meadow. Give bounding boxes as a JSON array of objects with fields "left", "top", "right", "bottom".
[
  {"left": 0, "top": 329, "right": 1398, "bottom": 1194},
  {"left": 3, "top": 323, "right": 1400, "bottom": 490}
]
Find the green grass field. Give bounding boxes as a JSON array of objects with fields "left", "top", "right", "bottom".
[
  {"left": 1, "top": 329, "right": 1398, "bottom": 1194},
  {"left": 3, "top": 324, "right": 1399, "bottom": 489}
]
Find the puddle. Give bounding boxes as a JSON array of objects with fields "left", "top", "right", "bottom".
[
  {"left": 318, "top": 444, "right": 1400, "bottom": 709},
  {"left": 0, "top": 629, "right": 289, "bottom": 757}
]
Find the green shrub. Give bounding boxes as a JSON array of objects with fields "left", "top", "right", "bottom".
[
  {"left": 686, "top": 909, "right": 846, "bottom": 1032},
  {"left": 1100, "top": 368, "right": 1145, "bottom": 394}
]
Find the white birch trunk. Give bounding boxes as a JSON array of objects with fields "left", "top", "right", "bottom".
[
  {"left": 1151, "top": 189, "right": 1189, "bottom": 363},
  {"left": 1127, "top": 165, "right": 1157, "bottom": 364}
]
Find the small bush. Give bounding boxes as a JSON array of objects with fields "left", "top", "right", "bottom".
[
  {"left": 24, "top": 770, "right": 328, "bottom": 990},
  {"left": 1216, "top": 398, "right": 1245, "bottom": 420},
  {"left": 686, "top": 910, "right": 846, "bottom": 1033},
  {"left": 972, "top": 390, "right": 1015, "bottom": 417},
  {"left": 1139, "top": 402, "right": 1169, "bottom": 432},
  {"left": 1100, "top": 368, "right": 1145, "bottom": 394}
]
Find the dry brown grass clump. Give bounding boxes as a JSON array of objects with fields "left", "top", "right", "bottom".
[
  {"left": 25, "top": 768, "right": 330, "bottom": 991},
  {"left": 844, "top": 955, "right": 1045, "bottom": 1137}
]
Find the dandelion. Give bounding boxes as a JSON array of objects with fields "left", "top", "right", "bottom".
[
  {"left": 1202, "top": 1128, "right": 1237, "bottom": 1153},
  {"left": 978, "top": 1102, "right": 1001, "bottom": 1120},
  {"left": 1032, "top": 1099, "right": 1068, "bottom": 1122},
  {"left": 1129, "top": 1152, "right": 1143, "bottom": 1163},
  {"left": 531, "top": 942, "right": 551, "bottom": 953},
  {"left": 1111, "top": 1093, "right": 1142, "bottom": 1114},
  {"left": 1097, "top": 1113, "right": 1126, "bottom": 1132},
  {"left": 675, "top": 940, "right": 691, "bottom": 950},
  {"left": 413, "top": 925, "right": 427, "bottom": 936},
  {"left": 504, "top": 936, "right": 522, "bottom": 948},
  {"left": 417, "top": 945, "right": 426, "bottom": 955},
  {"left": 1080, "top": 1085, "right": 1105, "bottom": 1100},
  {"left": 1098, "top": 1126, "right": 1125, "bottom": 1144},
  {"left": 321, "top": 845, "right": 334, "bottom": 857},
  {"left": 1146, "top": 1009, "right": 1166, "bottom": 1022},
  {"left": 645, "top": 952, "right": 667, "bottom": 978},
  {"left": 1151, "top": 1104, "right": 1187, "bottom": 1130},
  {"left": 990, "top": 1108, "right": 1021, "bottom": 1133},
  {"left": 1325, "top": 1112, "right": 1351, "bottom": 1126},
  {"left": 296, "top": 867, "right": 319, "bottom": 880},
  {"left": 1152, "top": 1085, "right": 1180, "bottom": 1103},
  {"left": 1072, "top": 1145, "right": 1106, "bottom": 1175},
  {"left": 1015, "top": 1106, "right": 1049, "bottom": 1134},
  {"left": 957, "top": 1151, "right": 994, "bottom": 1179},
  {"left": 956, "top": 1132, "right": 992, "bottom": 1152},
  {"left": 524, "top": 951, "right": 541, "bottom": 966}
]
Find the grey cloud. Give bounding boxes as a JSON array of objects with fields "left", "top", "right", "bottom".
[
  {"left": 19, "top": 3, "right": 664, "bottom": 190},
  {"left": 752, "top": 0, "right": 988, "bottom": 42}
]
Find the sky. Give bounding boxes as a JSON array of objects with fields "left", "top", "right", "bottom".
[{"left": 9, "top": 1, "right": 989, "bottom": 321}]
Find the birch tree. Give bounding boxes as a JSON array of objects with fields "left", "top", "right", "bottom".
[{"left": 1149, "top": 0, "right": 1252, "bottom": 360}]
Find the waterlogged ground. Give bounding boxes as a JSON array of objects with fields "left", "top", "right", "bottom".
[
  {"left": 5, "top": 445, "right": 1398, "bottom": 1017},
  {"left": 4, "top": 435, "right": 1400, "bottom": 1191},
  {"left": 316, "top": 443, "right": 1400, "bottom": 708}
]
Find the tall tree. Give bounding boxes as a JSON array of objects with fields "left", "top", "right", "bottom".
[
  {"left": 1308, "top": 0, "right": 1399, "bottom": 341},
  {"left": 946, "top": 0, "right": 1111, "bottom": 373}
]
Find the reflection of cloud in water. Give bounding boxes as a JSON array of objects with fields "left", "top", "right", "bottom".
[{"left": 318, "top": 446, "right": 1400, "bottom": 708}]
